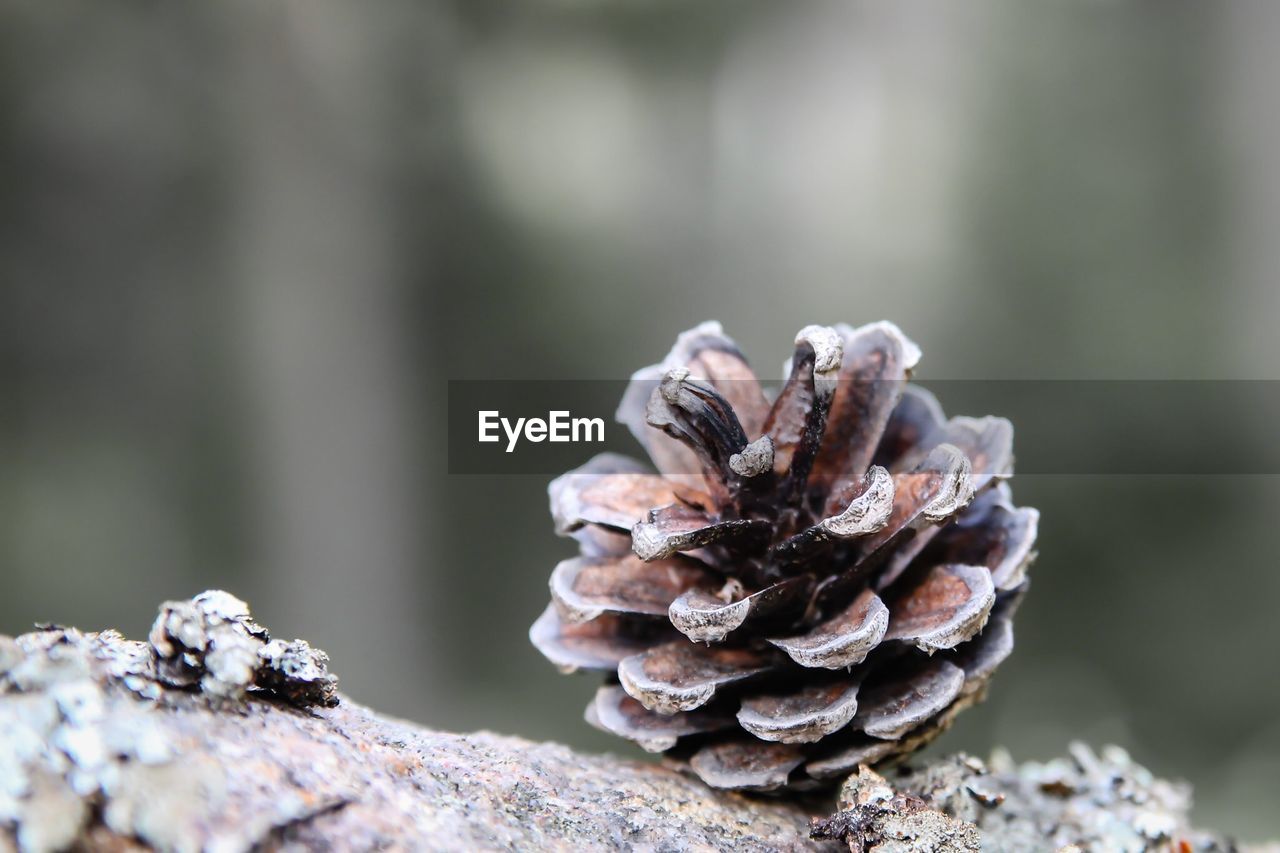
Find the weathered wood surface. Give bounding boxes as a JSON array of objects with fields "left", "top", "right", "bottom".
[{"left": 0, "top": 592, "right": 1241, "bottom": 852}]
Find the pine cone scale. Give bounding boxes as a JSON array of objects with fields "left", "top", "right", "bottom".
[
  {"left": 617, "top": 640, "right": 776, "bottom": 715},
  {"left": 883, "top": 563, "right": 997, "bottom": 652},
  {"left": 855, "top": 658, "right": 966, "bottom": 740},
  {"left": 589, "top": 685, "right": 733, "bottom": 753},
  {"left": 550, "top": 472, "right": 685, "bottom": 537},
  {"left": 690, "top": 739, "right": 807, "bottom": 791},
  {"left": 631, "top": 505, "right": 771, "bottom": 562},
  {"left": 736, "top": 680, "right": 863, "bottom": 744},
  {"left": 768, "top": 587, "right": 890, "bottom": 670},
  {"left": 667, "top": 574, "right": 811, "bottom": 644},
  {"left": 549, "top": 554, "right": 717, "bottom": 623},
  {"left": 529, "top": 605, "right": 672, "bottom": 674},
  {"left": 811, "top": 323, "right": 921, "bottom": 505}
]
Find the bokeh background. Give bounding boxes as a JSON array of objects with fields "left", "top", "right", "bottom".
[{"left": 2, "top": 0, "right": 1278, "bottom": 840}]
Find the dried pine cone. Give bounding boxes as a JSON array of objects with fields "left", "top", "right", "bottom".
[{"left": 530, "top": 321, "right": 1038, "bottom": 792}]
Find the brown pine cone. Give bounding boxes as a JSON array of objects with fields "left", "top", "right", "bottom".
[{"left": 530, "top": 321, "right": 1038, "bottom": 792}]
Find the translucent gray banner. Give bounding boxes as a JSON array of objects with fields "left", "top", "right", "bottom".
[{"left": 447, "top": 380, "right": 1280, "bottom": 475}]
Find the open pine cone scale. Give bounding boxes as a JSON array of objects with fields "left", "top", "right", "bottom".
[{"left": 530, "top": 321, "right": 1039, "bottom": 792}]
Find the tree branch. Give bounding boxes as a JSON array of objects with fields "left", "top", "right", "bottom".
[{"left": 0, "top": 592, "right": 1239, "bottom": 852}]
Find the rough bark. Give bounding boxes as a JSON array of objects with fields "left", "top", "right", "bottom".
[{"left": 0, "top": 592, "right": 1240, "bottom": 852}]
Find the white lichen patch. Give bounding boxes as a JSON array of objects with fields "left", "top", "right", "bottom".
[
  {"left": 145, "top": 590, "right": 337, "bottom": 707},
  {"left": 0, "top": 590, "right": 338, "bottom": 853}
]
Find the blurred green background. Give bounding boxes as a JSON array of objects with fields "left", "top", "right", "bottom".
[{"left": 1, "top": 0, "right": 1277, "bottom": 841}]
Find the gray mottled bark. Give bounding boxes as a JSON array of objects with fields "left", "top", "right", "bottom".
[{"left": 0, "top": 592, "right": 1241, "bottom": 852}]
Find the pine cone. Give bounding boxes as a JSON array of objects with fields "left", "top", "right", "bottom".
[{"left": 530, "top": 321, "right": 1038, "bottom": 792}]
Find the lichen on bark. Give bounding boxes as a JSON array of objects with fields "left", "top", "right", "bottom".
[{"left": 813, "top": 750, "right": 1233, "bottom": 852}]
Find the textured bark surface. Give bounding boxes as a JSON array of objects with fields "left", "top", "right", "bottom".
[{"left": 0, "top": 593, "right": 1243, "bottom": 852}]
